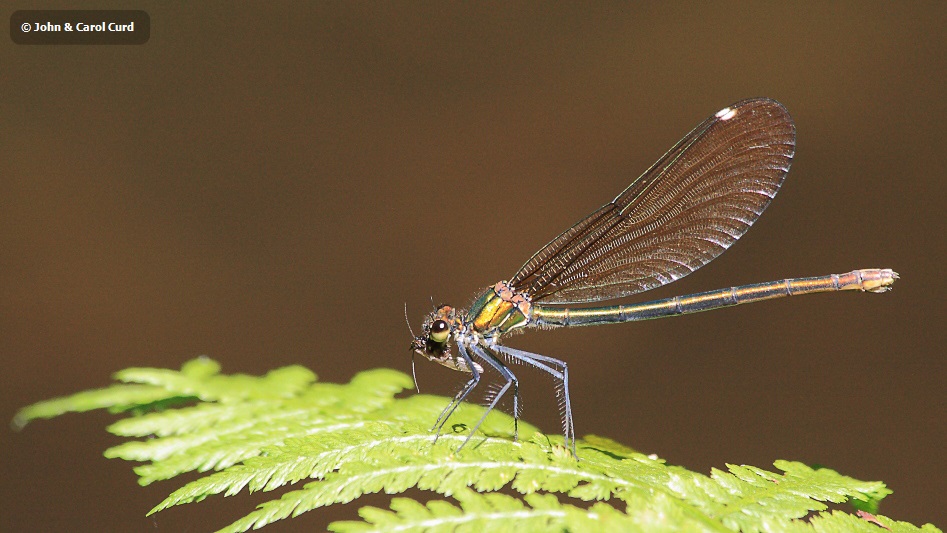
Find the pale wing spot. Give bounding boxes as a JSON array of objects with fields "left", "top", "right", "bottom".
[{"left": 715, "top": 107, "right": 737, "bottom": 121}]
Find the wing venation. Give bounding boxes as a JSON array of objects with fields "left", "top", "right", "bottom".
[{"left": 510, "top": 98, "right": 795, "bottom": 304}]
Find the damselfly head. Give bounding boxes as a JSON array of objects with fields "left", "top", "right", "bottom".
[
  {"left": 408, "top": 304, "right": 476, "bottom": 373},
  {"left": 409, "top": 305, "right": 454, "bottom": 358}
]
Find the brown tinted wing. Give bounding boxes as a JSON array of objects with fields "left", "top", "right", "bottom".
[{"left": 510, "top": 98, "right": 795, "bottom": 304}]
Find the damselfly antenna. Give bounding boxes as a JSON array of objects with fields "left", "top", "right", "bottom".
[
  {"left": 404, "top": 302, "right": 420, "bottom": 393},
  {"left": 404, "top": 302, "right": 416, "bottom": 339}
]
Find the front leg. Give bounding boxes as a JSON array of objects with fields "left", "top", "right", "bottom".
[{"left": 432, "top": 341, "right": 481, "bottom": 442}]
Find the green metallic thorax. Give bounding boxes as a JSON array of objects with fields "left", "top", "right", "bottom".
[{"left": 466, "top": 281, "right": 531, "bottom": 335}]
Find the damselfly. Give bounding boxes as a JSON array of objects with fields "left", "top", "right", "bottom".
[{"left": 409, "top": 98, "right": 896, "bottom": 457}]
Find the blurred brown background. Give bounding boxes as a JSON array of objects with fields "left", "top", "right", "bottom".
[{"left": 2, "top": 3, "right": 944, "bottom": 531}]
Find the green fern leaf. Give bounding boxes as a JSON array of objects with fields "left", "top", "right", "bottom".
[
  {"left": 328, "top": 488, "right": 640, "bottom": 533},
  {"left": 12, "top": 384, "right": 175, "bottom": 428},
  {"left": 13, "top": 359, "right": 941, "bottom": 533},
  {"left": 330, "top": 490, "right": 940, "bottom": 533},
  {"left": 113, "top": 359, "right": 317, "bottom": 401}
]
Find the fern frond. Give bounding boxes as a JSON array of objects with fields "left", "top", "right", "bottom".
[
  {"left": 206, "top": 419, "right": 908, "bottom": 532},
  {"left": 12, "top": 384, "right": 175, "bottom": 428},
  {"left": 113, "top": 358, "right": 317, "bottom": 401},
  {"left": 328, "top": 488, "right": 638, "bottom": 533},
  {"left": 14, "top": 358, "right": 941, "bottom": 533},
  {"left": 113, "top": 369, "right": 417, "bottom": 484},
  {"left": 331, "top": 490, "right": 939, "bottom": 533},
  {"left": 150, "top": 403, "right": 541, "bottom": 515}
]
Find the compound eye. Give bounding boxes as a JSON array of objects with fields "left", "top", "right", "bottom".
[{"left": 429, "top": 320, "right": 450, "bottom": 343}]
